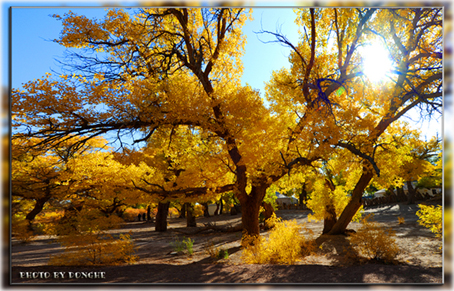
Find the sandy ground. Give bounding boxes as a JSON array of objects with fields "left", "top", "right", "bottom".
[{"left": 10, "top": 200, "right": 447, "bottom": 285}]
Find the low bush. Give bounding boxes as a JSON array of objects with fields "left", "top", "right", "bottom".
[
  {"left": 12, "top": 216, "right": 34, "bottom": 243},
  {"left": 349, "top": 214, "right": 400, "bottom": 264},
  {"left": 205, "top": 241, "right": 229, "bottom": 260},
  {"left": 49, "top": 233, "right": 137, "bottom": 266},
  {"left": 170, "top": 236, "right": 194, "bottom": 255},
  {"left": 48, "top": 208, "right": 137, "bottom": 266},
  {"left": 241, "top": 214, "right": 315, "bottom": 264}
]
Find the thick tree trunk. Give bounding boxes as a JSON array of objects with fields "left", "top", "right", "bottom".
[
  {"left": 407, "top": 181, "right": 417, "bottom": 204},
  {"left": 219, "top": 199, "right": 224, "bottom": 215},
  {"left": 327, "top": 168, "right": 374, "bottom": 235},
  {"left": 155, "top": 202, "right": 170, "bottom": 232},
  {"left": 240, "top": 185, "right": 267, "bottom": 237},
  {"left": 186, "top": 203, "right": 197, "bottom": 227}
]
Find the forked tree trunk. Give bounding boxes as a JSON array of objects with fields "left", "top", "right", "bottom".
[
  {"left": 155, "top": 202, "right": 170, "bottom": 232},
  {"left": 327, "top": 168, "right": 374, "bottom": 235},
  {"left": 240, "top": 185, "right": 267, "bottom": 237},
  {"left": 186, "top": 203, "right": 197, "bottom": 227}
]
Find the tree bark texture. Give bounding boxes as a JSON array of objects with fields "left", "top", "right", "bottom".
[
  {"left": 147, "top": 204, "right": 152, "bottom": 221},
  {"left": 25, "top": 196, "right": 50, "bottom": 223},
  {"left": 406, "top": 181, "right": 417, "bottom": 204},
  {"left": 239, "top": 185, "right": 267, "bottom": 237},
  {"left": 179, "top": 203, "right": 187, "bottom": 218},
  {"left": 327, "top": 168, "right": 374, "bottom": 235},
  {"left": 186, "top": 203, "right": 197, "bottom": 227},
  {"left": 261, "top": 201, "right": 274, "bottom": 221},
  {"left": 322, "top": 179, "right": 337, "bottom": 234},
  {"left": 155, "top": 201, "right": 170, "bottom": 232}
]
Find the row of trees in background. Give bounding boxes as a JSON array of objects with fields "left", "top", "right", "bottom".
[{"left": 12, "top": 7, "right": 442, "bottom": 240}]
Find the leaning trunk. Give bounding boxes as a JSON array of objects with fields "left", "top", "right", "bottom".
[
  {"left": 25, "top": 196, "right": 50, "bottom": 223},
  {"left": 327, "top": 168, "right": 374, "bottom": 235},
  {"left": 155, "top": 202, "right": 170, "bottom": 232},
  {"left": 186, "top": 203, "right": 197, "bottom": 227}
]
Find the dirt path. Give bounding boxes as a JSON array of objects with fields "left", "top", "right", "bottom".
[{"left": 10, "top": 200, "right": 446, "bottom": 284}]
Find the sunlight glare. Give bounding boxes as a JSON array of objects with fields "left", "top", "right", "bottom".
[{"left": 361, "top": 43, "right": 393, "bottom": 83}]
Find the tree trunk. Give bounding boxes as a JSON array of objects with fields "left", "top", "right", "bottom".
[
  {"left": 147, "top": 204, "right": 152, "bottom": 221},
  {"left": 322, "top": 203, "right": 338, "bottom": 234},
  {"left": 406, "top": 181, "right": 417, "bottom": 204},
  {"left": 327, "top": 168, "right": 374, "bottom": 235},
  {"left": 155, "top": 202, "right": 169, "bottom": 232},
  {"left": 186, "top": 203, "right": 197, "bottom": 227},
  {"left": 202, "top": 202, "right": 210, "bottom": 217},
  {"left": 214, "top": 202, "right": 220, "bottom": 216},
  {"left": 219, "top": 199, "right": 223, "bottom": 215},
  {"left": 322, "top": 179, "right": 337, "bottom": 234},
  {"left": 396, "top": 186, "right": 406, "bottom": 202},
  {"left": 261, "top": 201, "right": 274, "bottom": 221},
  {"left": 25, "top": 196, "right": 50, "bottom": 223},
  {"left": 299, "top": 183, "right": 307, "bottom": 206},
  {"left": 179, "top": 203, "right": 187, "bottom": 218},
  {"left": 239, "top": 185, "right": 267, "bottom": 237}
]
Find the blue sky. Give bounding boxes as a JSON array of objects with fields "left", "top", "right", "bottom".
[
  {"left": 5, "top": 3, "right": 443, "bottom": 141},
  {"left": 9, "top": 6, "right": 299, "bottom": 95}
]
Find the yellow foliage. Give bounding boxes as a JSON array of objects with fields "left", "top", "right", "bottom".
[
  {"left": 349, "top": 214, "right": 400, "bottom": 263},
  {"left": 122, "top": 208, "right": 147, "bottom": 222},
  {"left": 241, "top": 214, "right": 315, "bottom": 264},
  {"left": 12, "top": 216, "right": 34, "bottom": 243},
  {"left": 49, "top": 209, "right": 137, "bottom": 266},
  {"left": 416, "top": 204, "right": 442, "bottom": 238},
  {"left": 397, "top": 216, "right": 405, "bottom": 224},
  {"left": 306, "top": 179, "right": 362, "bottom": 223},
  {"left": 49, "top": 233, "right": 137, "bottom": 266}
]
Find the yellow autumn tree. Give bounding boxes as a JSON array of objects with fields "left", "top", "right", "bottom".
[
  {"left": 12, "top": 8, "right": 441, "bottom": 238},
  {"left": 265, "top": 7, "right": 442, "bottom": 234}
]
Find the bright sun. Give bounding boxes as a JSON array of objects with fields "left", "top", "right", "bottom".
[{"left": 361, "top": 42, "right": 393, "bottom": 83}]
